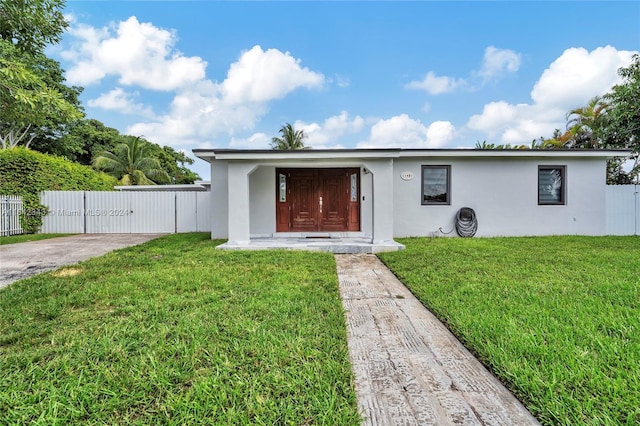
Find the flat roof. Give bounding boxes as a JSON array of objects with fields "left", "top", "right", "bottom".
[{"left": 193, "top": 148, "right": 631, "bottom": 163}]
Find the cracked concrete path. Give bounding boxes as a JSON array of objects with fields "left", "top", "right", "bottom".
[
  {"left": 335, "top": 254, "right": 540, "bottom": 426},
  {"left": 0, "top": 234, "right": 163, "bottom": 289}
]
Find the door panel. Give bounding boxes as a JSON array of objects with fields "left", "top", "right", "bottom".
[
  {"left": 319, "top": 171, "right": 348, "bottom": 231},
  {"left": 275, "top": 168, "right": 360, "bottom": 232},
  {"left": 290, "top": 171, "right": 318, "bottom": 231}
]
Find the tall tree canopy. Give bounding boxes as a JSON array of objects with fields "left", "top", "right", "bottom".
[
  {"left": 271, "top": 123, "right": 308, "bottom": 150},
  {"left": 603, "top": 54, "right": 640, "bottom": 182},
  {"left": 0, "top": 0, "right": 68, "bottom": 54},
  {"left": 0, "top": 0, "right": 82, "bottom": 149},
  {"left": 93, "top": 137, "right": 171, "bottom": 186}
]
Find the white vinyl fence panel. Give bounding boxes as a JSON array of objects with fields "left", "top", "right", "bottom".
[
  {"left": 196, "top": 192, "right": 210, "bottom": 232},
  {"left": 1, "top": 195, "right": 23, "bottom": 236},
  {"left": 176, "top": 192, "right": 197, "bottom": 233},
  {"left": 85, "top": 192, "right": 132, "bottom": 233},
  {"left": 175, "top": 192, "right": 211, "bottom": 232},
  {"left": 606, "top": 185, "right": 639, "bottom": 235},
  {"left": 40, "top": 191, "right": 86, "bottom": 234},
  {"left": 40, "top": 191, "right": 211, "bottom": 234}
]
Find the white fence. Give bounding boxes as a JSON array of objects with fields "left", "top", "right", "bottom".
[
  {"left": 606, "top": 185, "right": 639, "bottom": 235},
  {"left": 40, "top": 191, "right": 211, "bottom": 234},
  {"left": 1, "top": 195, "right": 24, "bottom": 236}
]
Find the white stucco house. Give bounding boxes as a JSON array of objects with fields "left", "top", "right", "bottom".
[{"left": 193, "top": 148, "right": 628, "bottom": 252}]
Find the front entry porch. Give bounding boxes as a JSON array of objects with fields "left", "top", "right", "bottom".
[{"left": 222, "top": 158, "right": 399, "bottom": 251}]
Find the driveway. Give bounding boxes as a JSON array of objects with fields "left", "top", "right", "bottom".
[{"left": 0, "top": 234, "right": 164, "bottom": 289}]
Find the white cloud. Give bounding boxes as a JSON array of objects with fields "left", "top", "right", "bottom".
[
  {"left": 221, "top": 46, "right": 324, "bottom": 104},
  {"left": 335, "top": 74, "right": 351, "bottom": 88},
  {"left": 531, "top": 46, "right": 635, "bottom": 110},
  {"left": 358, "top": 114, "right": 455, "bottom": 148},
  {"left": 88, "top": 88, "right": 156, "bottom": 118},
  {"left": 467, "top": 101, "right": 519, "bottom": 135},
  {"left": 125, "top": 45, "right": 324, "bottom": 146},
  {"left": 295, "top": 111, "right": 365, "bottom": 147},
  {"left": 125, "top": 81, "right": 267, "bottom": 146},
  {"left": 466, "top": 45, "right": 637, "bottom": 144},
  {"left": 406, "top": 46, "right": 522, "bottom": 95},
  {"left": 405, "top": 71, "right": 465, "bottom": 95},
  {"left": 229, "top": 133, "right": 272, "bottom": 149},
  {"left": 63, "top": 16, "right": 207, "bottom": 90},
  {"left": 477, "top": 46, "right": 521, "bottom": 81},
  {"left": 61, "top": 15, "right": 326, "bottom": 146}
]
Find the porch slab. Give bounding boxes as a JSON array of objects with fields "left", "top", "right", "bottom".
[{"left": 215, "top": 238, "right": 405, "bottom": 254}]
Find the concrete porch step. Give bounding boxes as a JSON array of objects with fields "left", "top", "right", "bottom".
[{"left": 215, "top": 238, "right": 405, "bottom": 254}]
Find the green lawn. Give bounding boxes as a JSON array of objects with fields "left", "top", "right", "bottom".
[
  {"left": 0, "top": 233, "right": 360, "bottom": 425},
  {"left": 0, "top": 233, "right": 74, "bottom": 245},
  {"left": 378, "top": 236, "right": 640, "bottom": 426}
]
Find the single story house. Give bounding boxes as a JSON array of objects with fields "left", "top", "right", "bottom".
[{"left": 193, "top": 148, "right": 628, "bottom": 252}]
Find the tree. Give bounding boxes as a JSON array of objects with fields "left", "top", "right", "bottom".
[
  {"left": 474, "top": 141, "right": 528, "bottom": 150},
  {"left": 0, "top": 0, "right": 68, "bottom": 54},
  {"left": 271, "top": 123, "right": 308, "bottom": 150},
  {"left": 562, "top": 96, "right": 610, "bottom": 149},
  {"left": 603, "top": 53, "right": 640, "bottom": 183},
  {"left": 33, "top": 118, "right": 122, "bottom": 164},
  {"left": 0, "top": 0, "right": 83, "bottom": 150},
  {"left": 93, "top": 137, "right": 171, "bottom": 185},
  {"left": 153, "top": 145, "right": 200, "bottom": 184}
]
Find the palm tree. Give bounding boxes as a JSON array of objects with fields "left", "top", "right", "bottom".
[
  {"left": 564, "top": 96, "right": 610, "bottom": 148},
  {"left": 93, "top": 137, "right": 170, "bottom": 185},
  {"left": 271, "top": 123, "right": 308, "bottom": 150}
]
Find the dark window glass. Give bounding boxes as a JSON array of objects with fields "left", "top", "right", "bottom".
[
  {"left": 422, "top": 165, "right": 451, "bottom": 205},
  {"left": 538, "top": 166, "right": 566, "bottom": 205}
]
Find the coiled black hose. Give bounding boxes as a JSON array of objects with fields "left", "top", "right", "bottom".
[{"left": 456, "top": 207, "right": 477, "bottom": 237}]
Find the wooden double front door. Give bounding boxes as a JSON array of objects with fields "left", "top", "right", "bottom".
[{"left": 276, "top": 168, "right": 360, "bottom": 232}]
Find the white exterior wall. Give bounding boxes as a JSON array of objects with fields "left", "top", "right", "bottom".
[
  {"left": 209, "top": 160, "right": 228, "bottom": 238},
  {"left": 249, "top": 166, "right": 276, "bottom": 236},
  {"left": 393, "top": 157, "right": 608, "bottom": 237}
]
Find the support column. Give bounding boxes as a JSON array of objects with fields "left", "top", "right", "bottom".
[
  {"left": 227, "top": 162, "right": 256, "bottom": 245},
  {"left": 363, "top": 159, "right": 395, "bottom": 244},
  {"left": 209, "top": 160, "right": 228, "bottom": 239}
]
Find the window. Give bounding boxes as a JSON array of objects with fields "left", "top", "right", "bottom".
[
  {"left": 538, "top": 166, "right": 565, "bottom": 205},
  {"left": 350, "top": 173, "right": 358, "bottom": 202},
  {"left": 422, "top": 165, "right": 451, "bottom": 205},
  {"left": 279, "top": 173, "right": 286, "bottom": 202}
]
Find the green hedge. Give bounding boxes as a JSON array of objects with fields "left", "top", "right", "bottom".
[{"left": 0, "top": 147, "right": 116, "bottom": 233}]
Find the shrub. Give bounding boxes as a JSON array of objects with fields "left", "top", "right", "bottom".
[{"left": 0, "top": 147, "right": 116, "bottom": 233}]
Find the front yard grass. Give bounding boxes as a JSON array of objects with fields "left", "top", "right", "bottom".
[
  {"left": 378, "top": 236, "right": 640, "bottom": 425},
  {"left": 0, "top": 233, "right": 360, "bottom": 424}
]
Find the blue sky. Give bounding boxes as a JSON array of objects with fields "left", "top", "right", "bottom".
[{"left": 54, "top": 1, "right": 640, "bottom": 180}]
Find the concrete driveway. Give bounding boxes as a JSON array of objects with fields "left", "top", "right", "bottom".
[{"left": 0, "top": 234, "right": 164, "bottom": 289}]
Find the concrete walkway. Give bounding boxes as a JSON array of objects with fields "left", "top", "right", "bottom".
[
  {"left": 0, "top": 234, "right": 163, "bottom": 289},
  {"left": 335, "top": 254, "right": 540, "bottom": 426}
]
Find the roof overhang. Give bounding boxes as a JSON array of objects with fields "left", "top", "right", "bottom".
[{"left": 193, "top": 148, "right": 631, "bottom": 163}]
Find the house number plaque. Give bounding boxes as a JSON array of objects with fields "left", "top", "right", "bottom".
[{"left": 401, "top": 171, "right": 414, "bottom": 181}]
